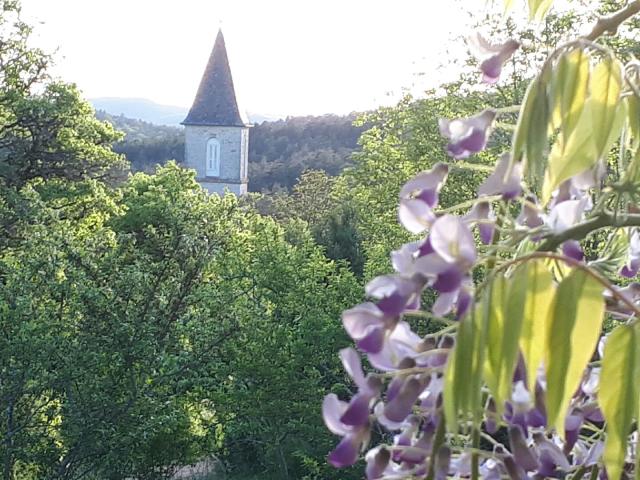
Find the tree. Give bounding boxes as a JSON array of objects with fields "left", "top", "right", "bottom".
[{"left": 0, "top": 1, "right": 125, "bottom": 189}]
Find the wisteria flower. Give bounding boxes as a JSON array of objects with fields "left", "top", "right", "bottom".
[
  {"left": 562, "top": 240, "right": 584, "bottom": 262},
  {"left": 367, "top": 320, "right": 423, "bottom": 371},
  {"left": 479, "top": 458, "right": 503, "bottom": 480},
  {"left": 478, "top": 153, "right": 522, "bottom": 200},
  {"left": 322, "top": 348, "right": 383, "bottom": 467},
  {"left": 439, "top": 109, "right": 496, "bottom": 159},
  {"left": 517, "top": 196, "right": 544, "bottom": 228},
  {"left": 605, "top": 282, "right": 640, "bottom": 317},
  {"left": 533, "top": 432, "right": 571, "bottom": 477},
  {"left": 468, "top": 32, "right": 520, "bottom": 83},
  {"left": 323, "top": 394, "right": 371, "bottom": 467},
  {"left": 505, "top": 380, "right": 546, "bottom": 430},
  {"left": 547, "top": 196, "right": 590, "bottom": 233},
  {"left": 464, "top": 201, "right": 495, "bottom": 244},
  {"left": 398, "top": 163, "right": 449, "bottom": 234},
  {"left": 426, "top": 215, "right": 477, "bottom": 316},
  {"left": 342, "top": 275, "right": 422, "bottom": 353},
  {"left": 571, "top": 160, "right": 607, "bottom": 191},
  {"left": 339, "top": 347, "right": 382, "bottom": 420},
  {"left": 508, "top": 426, "right": 540, "bottom": 471},
  {"left": 429, "top": 214, "right": 477, "bottom": 267},
  {"left": 365, "top": 446, "right": 391, "bottom": 480}
]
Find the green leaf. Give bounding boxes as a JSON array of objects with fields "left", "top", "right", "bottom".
[
  {"left": 591, "top": 57, "right": 624, "bottom": 159},
  {"left": 551, "top": 48, "right": 590, "bottom": 138},
  {"left": 627, "top": 94, "right": 640, "bottom": 152},
  {"left": 588, "top": 229, "right": 632, "bottom": 276},
  {"left": 484, "top": 270, "right": 527, "bottom": 413},
  {"left": 444, "top": 300, "right": 488, "bottom": 430},
  {"left": 518, "top": 261, "right": 555, "bottom": 390},
  {"left": 512, "top": 71, "right": 551, "bottom": 192},
  {"left": 600, "top": 324, "right": 640, "bottom": 480},
  {"left": 444, "top": 308, "right": 475, "bottom": 431},
  {"left": 545, "top": 269, "right": 605, "bottom": 437},
  {"left": 527, "top": 0, "right": 554, "bottom": 20}
]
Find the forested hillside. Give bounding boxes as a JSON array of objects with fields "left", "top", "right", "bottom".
[{"left": 96, "top": 111, "right": 364, "bottom": 192}]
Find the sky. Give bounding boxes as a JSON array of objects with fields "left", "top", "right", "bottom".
[{"left": 20, "top": 0, "right": 483, "bottom": 117}]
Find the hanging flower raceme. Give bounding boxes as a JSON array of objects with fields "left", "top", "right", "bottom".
[
  {"left": 398, "top": 163, "right": 449, "bottom": 234},
  {"left": 439, "top": 109, "right": 496, "bottom": 159},
  {"left": 468, "top": 32, "right": 520, "bottom": 83}
]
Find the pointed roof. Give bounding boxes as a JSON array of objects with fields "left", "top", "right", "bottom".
[{"left": 183, "top": 30, "right": 248, "bottom": 127}]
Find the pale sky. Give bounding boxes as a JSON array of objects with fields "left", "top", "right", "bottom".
[{"left": 20, "top": 0, "right": 486, "bottom": 117}]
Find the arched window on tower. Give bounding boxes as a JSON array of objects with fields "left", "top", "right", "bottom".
[{"left": 206, "top": 138, "right": 221, "bottom": 177}]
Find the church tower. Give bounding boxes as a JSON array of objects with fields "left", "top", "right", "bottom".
[{"left": 183, "top": 30, "right": 250, "bottom": 195}]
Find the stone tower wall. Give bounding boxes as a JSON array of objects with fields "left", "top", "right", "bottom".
[{"left": 184, "top": 125, "right": 249, "bottom": 195}]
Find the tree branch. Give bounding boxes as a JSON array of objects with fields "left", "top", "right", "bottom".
[
  {"left": 537, "top": 213, "right": 640, "bottom": 252},
  {"left": 583, "top": 0, "right": 640, "bottom": 41}
]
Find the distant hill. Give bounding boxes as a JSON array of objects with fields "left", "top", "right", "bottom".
[
  {"left": 91, "top": 97, "right": 281, "bottom": 127},
  {"left": 97, "top": 111, "right": 365, "bottom": 192}
]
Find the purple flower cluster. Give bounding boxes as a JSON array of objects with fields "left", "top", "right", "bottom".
[
  {"left": 324, "top": 150, "right": 530, "bottom": 473},
  {"left": 322, "top": 27, "right": 638, "bottom": 480}
]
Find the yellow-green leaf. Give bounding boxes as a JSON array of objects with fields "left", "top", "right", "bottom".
[
  {"left": 503, "top": 0, "right": 515, "bottom": 12},
  {"left": 545, "top": 269, "right": 604, "bottom": 437},
  {"left": 484, "top": 277, "right": 507, "bottom": 409},
  {"left": 471, "top": 295, "right": 489, "bottom": 424},
  {"left": 518, "top": 261, "right": 555, "bottom": 390},
  {"left": 551, "top": 48, "right": 590, "bottom": 137},
  {"left": 600, "top": 324, "right": 640, "bottom": 480},
  {"left": 591, "top": 57, "right": 624, "bottom": 159},
  {"left": 542, "top": 100, "right": 597, "bottom": 202},
  {"left": 527, "top": 0, "right": 554, "bottom": 20},
  {"left": 484, "top": 271, "right": 528, "bottom": 413},
  {"left": 543, "top": 57, "right": 626, "bottom": 202},
  {"left": 627, "top": 94, "right": 640, "bottom": 152}
]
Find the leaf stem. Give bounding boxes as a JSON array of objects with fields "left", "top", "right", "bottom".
[
  {"left": 471, "top": 427, "right": 480, "bottom": 480},
  {"left": 426, "top": 411, "right": 446, "bottom": 480},
  {"left": 437, "top": 195, "right": 502, "bottom": 214}
]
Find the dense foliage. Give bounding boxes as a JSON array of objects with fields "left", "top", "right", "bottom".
[
  {"left": 0, "top": 3, "right": 362, "bottom": 479},
  {"left": 96, "top": 111, "right": 363, "bottom": 192}
]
